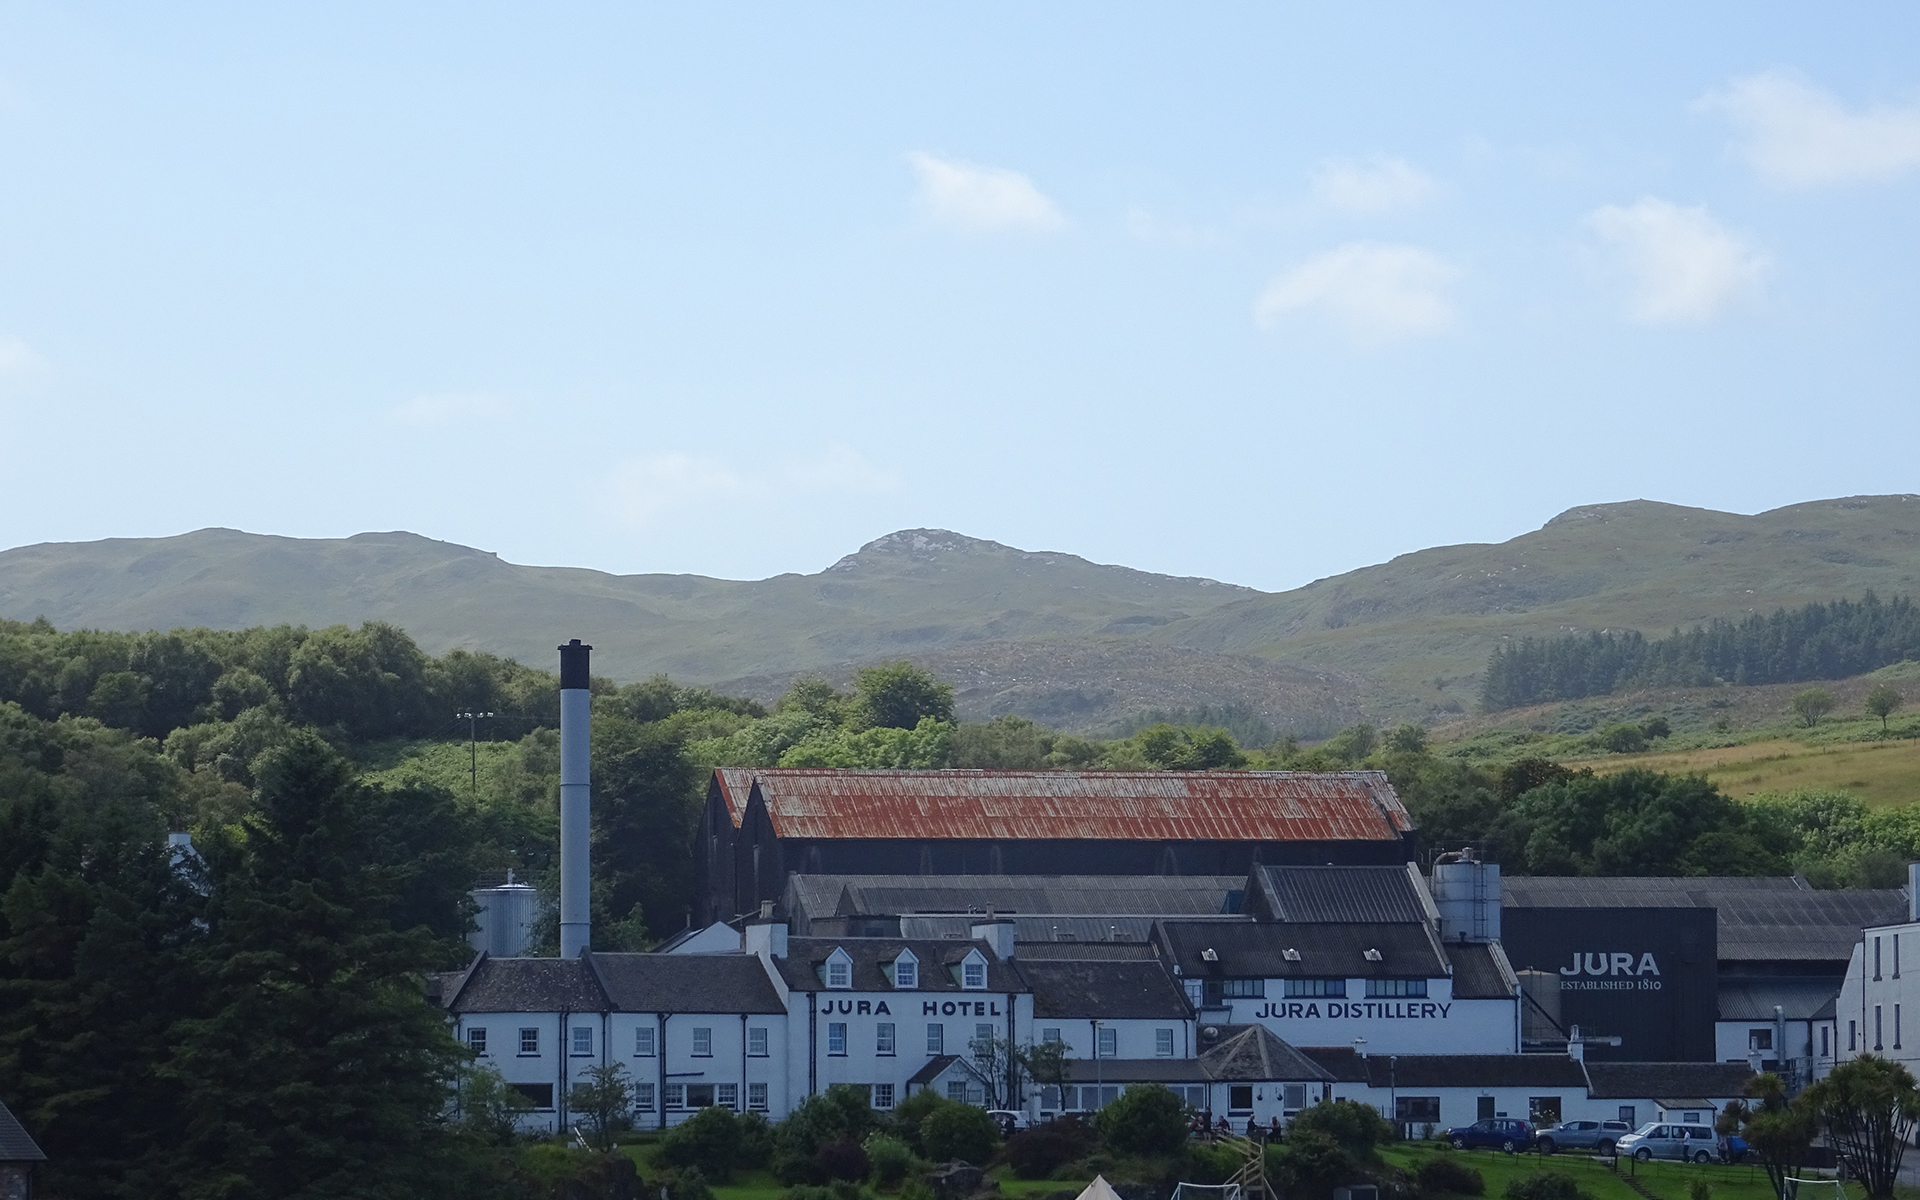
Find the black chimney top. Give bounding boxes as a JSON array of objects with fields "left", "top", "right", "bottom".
[{"left": 558, "top": 639, "right": 592, "bottom": 690}]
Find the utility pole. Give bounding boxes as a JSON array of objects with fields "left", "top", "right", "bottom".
[{"left": 455, "top": 711, "right": 495, "bottom": 796}]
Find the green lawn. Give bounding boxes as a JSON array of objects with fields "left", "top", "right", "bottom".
[{"left": 1382, "top": 1144, "right": 1781, "bottom": 1200}]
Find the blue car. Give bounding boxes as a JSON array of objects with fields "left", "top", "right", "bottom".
[{"left": 1445, "top": 1118, "right": 1535, "bottom": 1152}]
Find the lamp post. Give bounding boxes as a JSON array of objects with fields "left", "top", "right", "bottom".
[{"left": 455, "top": 710, "right": 495, "bottom": 796}]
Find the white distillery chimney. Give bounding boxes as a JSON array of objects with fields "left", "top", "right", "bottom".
[{"left": 558, "top": 639, "right": 592, "bottom": 960}]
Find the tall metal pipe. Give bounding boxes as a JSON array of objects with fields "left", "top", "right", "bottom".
[{"left": 558, "top": 639, "right": 592, "bottom": 960}]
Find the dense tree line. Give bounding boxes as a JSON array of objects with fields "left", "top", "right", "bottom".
[{"left": 1479, "top": 592, "right": 1920, "bottom": 710}]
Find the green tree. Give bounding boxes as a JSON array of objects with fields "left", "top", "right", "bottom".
[
  {"left": 847, "top": 663, "right": 955, "bottom": 731},
  {"left": 772, "top": 1086, "right": 876, "bottom": 1183},
  {"left": 1865, "top": 684, "right": 1904, "bottom": 732},
  {"left": 1792, "top": 687, "right": 1836, "bottom": 728},
  {"left": 569, "top": 1063, "right": 634, "bottom": 1152},
  {"left": 1716, "top": 1073, "right": 1814, "bottom": 1200},
  {"left": 1321, "top": 724, "right": 1377, "bottom": 764},
  {"left": 594, "top": 717, "right": 703, "bottom": 940},
  {"left": 921, "top": 1100, "right": 1002, "bottom": 1164},
  {"left": 456, "top": 1063, "right": 534, "bottom": 1145},
  {"left": 1805, "top": 1055, "right": 1920, "bottom": 1200},
  {"left": 1096, "top": 1083, "right": 1189, "bottom": 1155},
  {"left": 1016, "top": 1038, "right": 1072, "bottom": 1104},
  {"left": 1384, "top": 723, "right": 1429, "bottom": 755},
  {"left": 660, "top": 1104, "right": 764, "bottom": 1180}
]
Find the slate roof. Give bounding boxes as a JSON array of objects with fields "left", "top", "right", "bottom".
[
  {"left": 908, "top": 1055, "right": 964, "bottom": 1086},
  {"left": 1016, "top": 943, "right": 1161, "bottom": 962},
  {"left": 774, "top": 937, "right": 1024, "bottom": 993},
  {"left": 1021, "top": 959, "right": 1195, "bottom": 1021},
  {"left": 1584, "top": 1062, "right": 1754, "bottom": 1100},
  {"left": 716, "top": 769, "right": 1415, "bottom": 843},
  {"left": 1500, "top": 877, "right": 1905, "bottom": 964},
  {"left": 0, "top": 1097, "right": 46, "bottom": 1163},
  {"left": 1295, "top": 1047, "right": 1588, "bottom": 1088},
  {"left": 1249, "top": 865, "right": 1435, "bottom": 925},
  {"left": 1064, "top": 1058, "right": 1208, "bottom": 1083},
  {"left": 589, "top": 953, "right": 785, "bottom": 1014},
  {"left": 1153, "top": 919, "right": 1448, "bottom": 979},
  {"left": 1200, "top": 1025, "right": 1334, "bottom": 1082},
  {"left": 444, "top": 956, "right": 609, "bottom": 1013},
  {"left": 787, "top": 873, "right": 1247, "bottom": 922},
  {"left": 1716, "top": 977, "right": 1844, "bottom": 1022},
  {"left": 1446, "top": 942, "right": 1519, "bottom": 1000},
  {"left": 899, "top": 915, "right": 1212, "bottom": 946}
]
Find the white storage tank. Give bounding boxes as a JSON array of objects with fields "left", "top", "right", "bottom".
[{"left": 470, "top": 880, "right": 541, "bottom": 957}]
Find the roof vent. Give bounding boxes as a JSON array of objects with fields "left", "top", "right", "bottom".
[
  {"left": 1201, "top": 948, "right": 1220, "bottom": 963},
  {"left": 1363, "top": 948, "right": 1383, "bottom": 962},
  {"left": 1283, "top": 948, "right": 1302, "bottom": 962},
  {"left": 1201, "top": 1025, "right": 1221, "bottom": 1040}
]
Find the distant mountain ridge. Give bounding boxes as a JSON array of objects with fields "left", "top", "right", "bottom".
[{"left": 4, "top": 495, "right": 1918, "bottom": 734}]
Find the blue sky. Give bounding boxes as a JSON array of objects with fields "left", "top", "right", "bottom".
[{"left": 1, "top": 3, "right": 1917, "bottom": 590}]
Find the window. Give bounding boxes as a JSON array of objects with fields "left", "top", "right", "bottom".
[
  {"left": 1898, "top": 1003, "right": 1904, "bottom": 1050},
  {"left": 1749, "top": 1029, "right": 1773, "bottom": 1051},
  {"left": 1898, "top": 935, "right": 1903, "bottom": 979},
  {"left": 1851, "top": 1020, "right": 1859, "bottom": 1051},
  {"left": 927, "top": 1023, "right": 944, "bottom": 1054},
  {"left": 1618, "top": 1106, "right": 1636, "bottom": 1126},
  {"left": 748, "top": 1082, "right": 769, "bottom": 1112},
  {"left": 947, "top": 1081, "right": 969, "bottom": 1102},
  {"left": 572, "top": 1026, "right": 593, "bottom": 1057},
  {"left": 1042, "top": 1086, "right": 1062, "bottom": 1110},
  {"left": 1221, "top": 978, "right": 1265, "bottom": 998},
  {"left": 636, "top": 1027, "right": 656, "bottom": 1057},
  {"left": 1228, "top": 1085, "right": 1254, "bottom": 1112},
  {"left": 1156, "top": 1028, "right": 1175, "bottom": 1057},
  {"left": 1283, "top": 1084, "right": 1308, "bottom": 1111},
  {"left": 828, "top": 1022, "right": 847, "bottom": 1056},
  {"left": 874, "top": 1083, "right": 896, "bottom": 1109},
  {"left": 1876, "top": 1005, "right": 1884, "bottom": 1051},
  {"left": 635, "top": 1082, "right": 656, "bottom": 1111},
  {"left": 827, "top": 956, "right": 852, "bottom": 989},
  {"left": 749, "top": 1026, "right": 768, "bottom": 1057},
  {"left": 512, "top": 1082, "right": 555, "bottom": 1111},
  {"left": 974, "top": 1024, "right": 994, "bottom": 1060},
  {"left": 1682, "top": 1112, "right": 1700, "bottom": 1124},
  {"left": 687, "top": 1084, "right": 715, "bottom": 1108},
  {"left": 1185, "top": 1085, "right": 1210, "bottom": 1111},
  {"left": 1097, "top": 1027, "right": 1117, "bottom": 1058},
  {"left": 1822, "top": 1026, "right": 1831, "bottom": 1057},
  {"left": 467, "top": 1027, "right": 488, "bottom": 1055},
  {"left": 963, "top": 959, "right": 987, "bottom": 990},
  {"left": 665, "top": 1084, "right": 685, "bottom": 1110},
  {"left": 877, "top": 1022, "right": 896, "bottom": 1055},
  {"left": 1366, "top": 978, "right": 1428, "bottom": 998},
  {"left": 717, "top": 1083, "right": 738, "bottom": 1110},
  {"left": 519, "top": 1027, "right": 540, "bottom": 1055},
  {"left": 692, "top": 1027, "right": 712, "bottom": 1057},
  {"left": 1397, "top": 1097, "right": 1441, "bottom": 1123},
  {"left": 1875, "top": 936, "right": 1883, "bottom": 980},
  {"left": 1285, "top": 978, "right": 1347, "bottom": 998},
  {"left": 895, "top": 955, "right": 918, "bottom": 989},
  {"left": 1477, "top": 1096, "right": 1496, "bottom": 1120},
  {"left": 1530, "top": 1097, "right": 1563, "bottom": 1124},
  {"left": 1042, "top": 1028, "right": 1063, "bottom": 1045}
]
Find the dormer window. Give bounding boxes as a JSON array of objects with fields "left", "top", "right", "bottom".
[
  {"left": 893, "top": 950, "right": 919, "bottom": 990},
  {"left": 825, "top": 948, "right": 853, "bottom": 989},
  {"left": 960, "top": 949, "right": 987, "bottom": 990}
]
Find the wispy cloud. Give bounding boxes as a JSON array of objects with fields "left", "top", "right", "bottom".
[
  {"left": 1699, "top": 69, "right": 1920, "bottom": 187},
  {"left": 908, "top": 152, "right": 1066, "bottom": 233},
  {"left": 1308, "top": 156, "right": 1435, "bottom": 215},
  {"left": 387, "top": 391, "right": 514, "bottom": 426},
  {"left": 1254, "top": 241, "right": 1459, "bottom": 343},
  {"left": 1587, "top": 198, "right": 1767, "bottom": 324},
  {"left": 605, "top": 443, "right": 901, "bottom": 527},
  {"left": 0, "top": 336, "right": 46, "bottom": 373}
]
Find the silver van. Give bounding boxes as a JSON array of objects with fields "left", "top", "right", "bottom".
[{"left": 1616, "top": 1122, "right": 1716, "bottom": 1162}]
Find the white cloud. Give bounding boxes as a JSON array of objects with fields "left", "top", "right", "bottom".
[
  {"left": 1586, "top": 198, "right": 1767, "bottom": 324},
  {"left": 388, "top": 391, "right": 514, "bottom": 426},
  {"left": 1308, "top": 156, "right": 1435, "bottom": 214},
  {"left": 0, "top": 336, "right": 46, "bottom": 373},
  {"left": 605, "top": 443, "right": 901, "bottom": 527},
  {"left": 908, "top": 152, "right": 1065, "bottom": 233},
  {"left": 1700, "top": 69, "right": 1920, "bottom": 187},
  {"left": 1253, "top": 241, "right": 1459, "bottom": 342}
]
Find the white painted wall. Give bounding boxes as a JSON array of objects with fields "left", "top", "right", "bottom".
[
  {"left": 785, "top": 987, "right": 1033, "bottom": 1113},
  {"left": 1214, "top": 976, "right": 1516, "bottom": 1054},
  {"left": 1838, "top": 923, "right": 1920, "bottom": 1077}
]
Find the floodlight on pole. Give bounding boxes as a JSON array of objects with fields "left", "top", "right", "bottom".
[{"left": 454, "top": 711, "right": 496, "bottom": 796}]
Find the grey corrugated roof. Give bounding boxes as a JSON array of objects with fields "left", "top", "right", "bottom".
[
  {"left": 1716, "top": 977, "right": 1844, "bottom": 1022},
  {"left": 589, "top": 953, "right": 785, "bottom": 1014},
  {"left": 1016, "top": 943, "right": 1160, "bottom": 962},
  {"left": 446, "top": 957, "right": 610, "bottom": 1014},
  {"left": 1500, "top": 878, "right": 1905, "bottom": 964},
  {"left": 898, "top": 915, "right": 1181, "bottom": 945},
  {"left": 1200, "top": 1025, "right": 1334, "bottom": 1082},
  {"left": 776, "top": 937, "right": 1024, "bottom": 993},
  {"left": 1298, "top": 1046, "right": 1369, "bottom": 1082},
  {"left": 0, "top": 1097, "right": 46, "bottom": 1163},
  {"left": 1584, "top": 1062, "right": 1754, "bottom": 1100},
  {"left": 1021, "top": 959, "right": 1194, "bottom": 1020},
  {"left": 787, "top": 874, "right": 1247, "bottom": 924},
  {"left": 1251, "top": 865, "right": 1434, "bottom": 925},
  {"left": 1446, "top": 943, "right": 1517, "bottom": 1000},
  {"left": 1154, "top": 919, "right": 1447, "bottom": 979}
]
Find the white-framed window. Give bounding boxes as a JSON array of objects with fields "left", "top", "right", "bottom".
[
  {"left": 1155, "top": 1028, "right": 1175, "bottom": 1057},
  {"left": 874, "top": 1082, "right": 896, "bottom": 1109},
  {"left": 1222, "top": 978, "right": 1265, "bottom": 998},
  {"left": 748, "top": 1026, "right": 768, "bottom": 1057},
  {"left": 467, "top": 1027, "right": 488, "bottom": 1055},
  {"left": 665, "top": 1083, "right": 685, "bottom": 1109},
  {"left": 692, "top": 1027, "right": 712, "bottom": 1057},
  {"left": 635, "top": 1082, "right": 657, "bottom": 1111},
  {"left": 519, "top": 1027, "right": 540, "bottom": 1055},
  {"left": 1366, "top": 978, "right": 1428, "bottom": 999},
  {"left": 1097, "top": 1027, "right": 1117, "bottom": 1058},
  {"left": 828, "top": 1022, "right": 847, "bottom": 1056},
  {"left": 974, "top": 1023, "right": 994, "bottom": 1059},
  {"left": 748, "top": 1082, "right": 769, "bottom": 1112},
  {"left": 717, "top": 1083, "right": 739, "bottom": 1110},
  {"left": 826, "top": 949, "right": 853, "bottom": 989},
  {"left": 894, "top": 951, "right": 919, "bottom": 990},
  {"left": 571, "top": 1026, "right": 593, "bottom": 1057},
  {"left": 877, "top": 1022, "right": 896, "bottom": 1055},
  {"left": 1284, "top": 978, "right": 1346, "bottom": 998},
  {"left": 927, "top": 1023, "right": 944, "bottom": 1054},
  {"left": 947, "top": 1080, "right": 968, "bottom": 1102},
  {"left": 1042, "top": 1028, "right": 1062, "bottom": 1045},
  {"left": 961, "top": 953, "right": 987, "bottom": 990},
  {"left": 636, "top": 1027, "right": 656, "bottom": 1057}
]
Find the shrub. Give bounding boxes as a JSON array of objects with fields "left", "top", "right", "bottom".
[
  {"left": 775, "top": 1089, "right": 879, "bottom": 1184},
  {"left": 1502, "top": 1170, "right": 1584, "bottom": 1200},
  {"left": 1288, "top": 1099, "right": 1396, "bottom": 1162},
  {"left": 674, "top": 1166, "right": 716, "bottom": 1200},
  {"left": 1181, "top": 1140, "right": 1247, "bottom": 1185},
  {"left": 1096, "top": 1084, "right": 1190, "bottom": 1157},
  {"left": 1687, "top": 1182, "right": 1710, "bottom": 1200},
  {"left": 816, "top": 1138, "right": 871, "bottom": 1183},
  {"left": 887, "top": 1088, "right": 949, "bottom": 1156},
  {"left": 1417, "top": 1156, "right": 1486, "bottom": 1196},
  {"left": 1007, "top": 1121, "right": 1095, "bottom": 1180},
  {"left": 660, "top": 1105, "right": 751, "bottom": 1180},
  {"left": 921, "top": 1102, "right": 1002, "bottom": 1165},
  {"left": 866, "top": 1135, "right": 915, "bottom": 1188}
]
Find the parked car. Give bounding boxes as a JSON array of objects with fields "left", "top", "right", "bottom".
[
  {"left": 1615, "top": 1122, "right": 1717, "bottom": 1162},
  {"left": 1535, "top": 1119, "right": 1633, "bottom": 1155},
  {"left": 1444, "top": 1118, "right": 1534, "bottom": 1152},
  {"left": 985, "top": 1110, "right": 1031, "bottom": 1135}
]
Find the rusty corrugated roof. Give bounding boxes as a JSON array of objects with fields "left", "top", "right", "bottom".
[{"left": 713, "top": 769, "right": 1412, "bottom": 842}]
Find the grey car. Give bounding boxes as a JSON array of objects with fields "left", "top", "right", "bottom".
[{"left": 1534, "top": 1120, "right": 1632, "bottom": 1155}]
